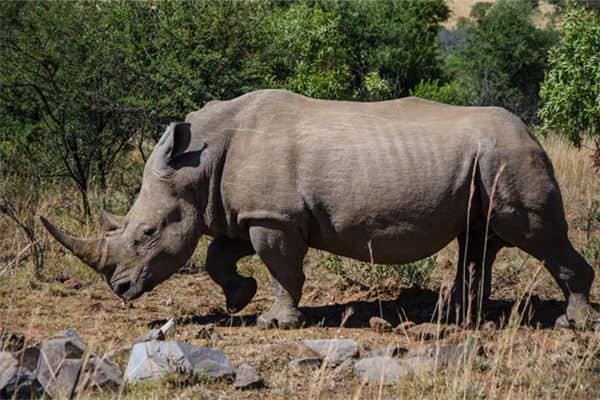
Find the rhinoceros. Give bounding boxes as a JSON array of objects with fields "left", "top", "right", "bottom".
[{"left": 41, "top": 89, "right": 595, "bottom": 329}]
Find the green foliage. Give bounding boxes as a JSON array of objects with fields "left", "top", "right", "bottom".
[
  {"left": 262, "top": 3, "right": 353, "bottom": 99},
  {"left": 538, "top": 7, "right": 600, "bottom": 148},
  {"left": 324, "top": 253, "right": 437, "bottom": 288},
  {"left": 0, "top": 1, "right": 272, "bottom": 215},
  {"left": 329, "top": 0, "right": 450, "bottom": 98},
  {"left": 445, "top": 0, "right": 557, "bottom": 122},
  {"left": 364, "top": 71, "right": 393, "bottom": 101},
  {"left": 410, "top": 79, "right": 472, "bottom": 105}
]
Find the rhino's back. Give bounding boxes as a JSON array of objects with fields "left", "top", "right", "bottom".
[{"left": 195, "top": 90, "right": 540, "bottom": 263}]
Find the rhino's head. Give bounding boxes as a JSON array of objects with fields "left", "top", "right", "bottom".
[{"left": 41, "top": 122, "right": 208, "bottom": 300}]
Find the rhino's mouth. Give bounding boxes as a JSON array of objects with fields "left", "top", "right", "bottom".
[{"left": 110, "top": 269, "right": 146, "bottom": 300}]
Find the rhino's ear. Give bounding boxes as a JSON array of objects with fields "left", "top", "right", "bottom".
[{"left": 158, "top": 122, "right": 205, "bottom": 171}]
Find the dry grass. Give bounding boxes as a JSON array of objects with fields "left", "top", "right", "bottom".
[{"left": 1, "top": 134, "right": 599, "bottom": 399}]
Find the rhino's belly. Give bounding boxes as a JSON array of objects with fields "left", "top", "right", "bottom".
[
  {"left": 306, "top": 195, "right": 469, "bottom": 264},
  {"left": 309, "top": 224, "right": 459, "bottom": 264}
]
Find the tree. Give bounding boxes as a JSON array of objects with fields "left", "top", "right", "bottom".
[
  {"left": 444, "top": 0, "right": 556, "bottom": 121},
  {"left": 261, "top": 3, "right": 353, "bottom": 99},
  {"left": 0, "top": 2, "right": 142, "bottom": 216},
  {"left": 330, "top": 0, "right": 450, "bottom": 99},
  {"left": 538, "top": 6, "right": 600, "bottom": 164},
  {"left": 0, "top": 1, "right": 273, "bottom": 216}
]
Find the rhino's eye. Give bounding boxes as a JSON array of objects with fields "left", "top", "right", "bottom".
[{"left": 143, "top": 227, "right": 157, "bottom": 237}]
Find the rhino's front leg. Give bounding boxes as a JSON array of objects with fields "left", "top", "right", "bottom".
[
  {"left": 205, "top": 237, "right": 257, "bottom": 313},
  {"left": 249, "top": 221, "right": 307, "bottom": 329}
]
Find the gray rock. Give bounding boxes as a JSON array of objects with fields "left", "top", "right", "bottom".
[
  {"left": 124, "top": 341, "right": 234, "bottom": 383},
  {"left": 365, "top": 345, "right": 408, "bottom": 358},
  {"left": 137, "top": 328, "right": 165, "bottom": 343},
  {"left": 288, "top": 357, "right": 323, "bottom": 370},
  {"left": 233, "top": 363, "right": 263, "bottom": 389},
  {"left": 418, "top": 336, "right": 482, "bottom": 367},
  {"left": 33, "top": 329, "right": 121, "bottom": 398},
  {"left": 401, "top": 356, "right": 436, "bottom": 374},
  {"left": 300, "top": 339, "right": 358, "bottom": 366},
  {"left": 369, "top": 317, "right": 393, "bottom": 332},
  {"left": 354, "top": 356, "right": 409, "bottom": 385},
  {"left": 21, "top": 345, "right": 40, "bottom": 371},
  {"left": 406, "top": 323, "right": 457, "bottom": 341},
  {"left": 34, "top": 330, "right": 87, "bottom": 398},
  {"left": 0, "top": 351, "right": 42, "bottom": 399},
  {"left": 76, "top": 355, "right": 123, "bottom": 393}
]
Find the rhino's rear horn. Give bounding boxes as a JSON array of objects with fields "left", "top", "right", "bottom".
[
  {"left": 40, "top": 216, "right": 109, "bottom": 274},
  {"left": 100, "top": 208, "right": 126, "bottom": 232}
]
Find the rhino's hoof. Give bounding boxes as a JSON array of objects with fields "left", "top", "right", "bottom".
[
  {"left": 225, "top": 276, "right": 257, "bottom": 314},
  {"left": 554, "top": 314, "right": 570, "bottom": 329},
  {"left": 257, "top": 306, "right": 304, "bottom": 330},
  {"left": 563, "top": 302, "right": 600, "bottom": 330}
]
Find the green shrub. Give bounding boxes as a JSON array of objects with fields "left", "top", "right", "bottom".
[
  {"left": 538, "top": 7, "right": 600, "bottom": 149},
  {"left": 410, "top": 79, "right": 472, "bottom": 105},
  {"left": 323, "top": 253, "right": 437, "bottom": 289},
  {"left": 445, "top": 0, "right": 557, "bottom": 122}
]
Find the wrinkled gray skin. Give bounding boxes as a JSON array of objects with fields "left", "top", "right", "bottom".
[{"left": 42, "top": 89, "right": 595, "bottom": 329}]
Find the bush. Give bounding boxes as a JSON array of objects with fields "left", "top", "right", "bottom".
[
  {"left": 410, "top": 79, "right": 472, "bottom": 105},
  {"left": 323, "top": 253, "right": 437, "bottom": 289},
  {"left": 538, "top": 7, "right": 600, "bottom": 152},
  {"left": 445, "top": 0, "right": 557, "bottom": 122}
]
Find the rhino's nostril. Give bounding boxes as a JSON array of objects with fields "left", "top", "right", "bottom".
[{"left": 115, "top": 281, "right": 131, "bottom": 296}]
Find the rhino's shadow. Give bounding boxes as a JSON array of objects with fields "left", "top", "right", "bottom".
[{"left": 161, "top": 287, "right": 593, "bottom": 330}]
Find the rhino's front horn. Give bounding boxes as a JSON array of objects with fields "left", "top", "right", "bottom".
[
  {"left": 40, "top": 216, "right": 111, "bottom": 274},
  {"left": 100, "top": 208, "right": 126, "bottom": 232}
]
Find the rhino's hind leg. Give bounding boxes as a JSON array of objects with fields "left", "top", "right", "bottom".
[
  {"left": 249, "top": 221, "right": 307, "bottom": 329},
  {"left": 526, "top": 240, "right": 595, "bottom": 329},
  {"left": 490, "top": 205, "right": 595, "bottom": 328},
  {"left": 449, "top": 229, "right": 504, "bottom": 325},
  {"left": 206, "top": 237, "right": 257, "bottom": 313}
]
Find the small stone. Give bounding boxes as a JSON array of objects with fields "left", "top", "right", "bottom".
[
  {"left": 411, "top": 336, "right": 482, "bottom": 368},
  {"left": 120, "top": 300, "right": 134, "bottom": 309},
  {"left": 272, "top": 342, "right": 321, "bottom": 359},
  {"left": 160, "top": 318, "right": 176, "bottom": 338},
  {"left": 369, "top": 317, "right": 393, "bottom": 333},
  {"left": 365, "top": 345, "right": 408, "bottom": 358},
  {"left": 300, "top": 339, "right": 359, "bottom": 367},
  {"left": 288, "top": 357, "right": 322, "bottom": 370},
  {"left": 90, "top": 302, "right": 102, "bottom": 312},
  {"left": 355, "top": 356, "right": 409, "bottom": 385},
  {"left": 233, "top": 363, "right": 263, "bottom": 389},
  {"left": 393, "top": 320, "right": 416, "bottom": 334},
  {"left": 407, "top": 323, "right": 456, "bottom": 341},
  {"left": 124, "top": 341, "right": 234, "bottom": 382},
  {"left": 164, "top": 297, "right": 174, "bottom": 306},
  {"left": 63, "top": 277, "right": 82, "bottom": 289}
]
